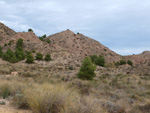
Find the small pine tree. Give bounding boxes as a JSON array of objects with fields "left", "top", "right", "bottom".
[
  {"left": 44, "top": 54, "right": 51, "bottom": 61},
  {"left": 6, "top": 49, "right": 14, "bottom": 58},
  {"left": 127, "top": 60, "right": 133, "bottom": 66},
  {"left": 26, "top": 54, "right": 34, "bottom": 63},
  {"left": 77, "top": 57, "right": 96, "bottom": 80},
  {"left": 15, "top": 49, "right": 26, "bottom": 61},
  {"left": 9, "top": 55, "right": 18, "bottom": 63},
  {"left": 36, "top": 52, "right": 43, "bottom": 60},
  {"left": 28, "top": 29, "right": 33, "bottom": 32},
  {"left": 2, "top": 53, "right": 10, "bottom": 61},
  {"left": 2, "top": 49, "right": 18, "bottom": 63},
  {"left": 16, "top": 38, "right": 23, "bottom": 49}
]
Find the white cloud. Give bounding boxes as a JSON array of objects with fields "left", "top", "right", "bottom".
[{"left": 1, "top": 0, "right": 150, "bottom": 54}]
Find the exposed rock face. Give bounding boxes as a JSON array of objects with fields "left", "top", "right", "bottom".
[
  {"left": 47, "top": 29, "right": 121, "bottom": 63},
  {"left": 1, "top": 22, "right": 150, "bottom": 76},
  {"left": 0, "top": 22, "right": 16, "bottom": 41}
]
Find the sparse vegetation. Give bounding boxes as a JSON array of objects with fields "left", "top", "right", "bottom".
[
  {"left": 8, "top": 40, "right": 13, "bottom": 46},
  {"left": 39, "top": 34, "right": 46, "bottom": 41},
  {"left": 28, "top": 28, "right": 33, "bottom": 32},
  {"left": 115, "top": 60, "right": 133, "bottom": 66},
  {"left": 44, "top": 54, "right": 51, "bottom": 61},
  {"left": 78, "top": 57, "right": 96, "bottom": 80},
  {"left": 90, "top": 55, "right": 105, "bottom": 67},
  {"left": 26, "top": 54, "right": 34, "bottom": 63},
  {"left": 127, "top": 60, "right": 133, "bottom": 66},
  {"left": 16, "top": 38, "right": 23, "bottom": 49},
  {"left": 36, "top": 52, "right": 43, "bottom": 60},
  {"left": 46, "top": 39, "right": 51, "bottom": 43},
  {"left": 2, "top": 49, "right": 18, "bottom": 63},
  {"left": 69, "top": 66, "right": 74, "bottom": 70},
  {"left": 120, "top": 60, "right": 126, "bottom": 65}
]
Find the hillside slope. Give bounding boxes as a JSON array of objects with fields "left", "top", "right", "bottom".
[{"left": 47, "top": 29, "right": 121, "bottom": 63}]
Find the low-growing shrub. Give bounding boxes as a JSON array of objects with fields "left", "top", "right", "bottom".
[
  {"left": 127, "top": 60, "right": 133, "bottom": 66},
  {"left": 69, "top": 66, "right": 74, "bottom": 70},
  {"left": 26, "top": 54, "right": 34, "bottom": 63},
  {"left": 44, "top": 54, "right": 51, "bottom": 61},
  {"left": 36, "top": 52, "right": 43, "bottom": 60}
]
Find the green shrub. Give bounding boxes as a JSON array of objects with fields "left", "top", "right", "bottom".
[
  {"left": 32, "top": 50, "right": 36, "bottom": 53},
  {"left": 127, "top": 60, "right": 133, "bottom": 66},
  {"left": 120, "top": 60, "right": 126, "bottom": 65},
  {"left": 9, "top": 55, "right": 18, "bottom": 63},
  {"left": 8, "top": 40, "right": 13, "bottom": 46},
  {"left": 15, "top": 49, "right": 26, "bottom": 61},
  {"left": 46, "top": 39, "right": 51, "bottom": 43},
  {"left": 2, "top": 53, "right": 10, "bottom": 61},
  {"left": 39, "top": 34, "right": 46, "bottom": 41},
  {"left": 90, "top": 55, "right": 98, "bottom": 63},
  {"left": 6, "top": 49, "right": 14, "bottom": 58},
  {"left": 25, "top": 51, "right": 31, "bottom": 56},
  {"left": 69, "top": 66, "right": 74, "bottom": 70},
  {"left": 26, "top": 54, "right": 34, "bottom": 63},
  {"left": 36, "top": 52, "right": 43, "bottom": 60},
  {"left": 2, "top": 49, "right": 17, "bottom": 62},
  {"left": 1, "top": 85, "right": 10, "bottom": 99},
  {"left": 28, "top": 28, "right": 33, "bottom": 32},
  {"left": 16, "top": 38, "right": 23, "bottom": 49},
  {"left": 78, "top": 57, "right": 96, "bottom": 80},
  {"left": 90, "top": 55, "right": 105, "bottom": 67},
  {"left": 44, "top": 54, "right": 51, "bottom": 61},
  {"left": 94, "top": 56, "right": 105, "bottom": 67}
]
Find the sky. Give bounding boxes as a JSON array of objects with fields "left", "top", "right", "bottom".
[{"left": 0, "top": 0, "right": 150, "bottom": 55}]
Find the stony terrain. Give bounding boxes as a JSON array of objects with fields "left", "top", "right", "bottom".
[
  {"left": 1, "top": 22, "right": 150, "bottom": 113},
  {"left": 1, "top": 22, "right": 150, "bottom": 76}
]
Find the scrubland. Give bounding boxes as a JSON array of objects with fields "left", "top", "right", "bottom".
[{"left": 0, "top": 63, "right": 150, "bottom": 113}]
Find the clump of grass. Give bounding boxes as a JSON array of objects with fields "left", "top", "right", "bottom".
[
  {"left": 23, "top": 83, "right": 106, "bottom": 113},
  {"left": 23, "top": 83, "right": 75, "bottom": 113},
  {"left": 0, "top": 83, "right": 10, "bottom": 99}
]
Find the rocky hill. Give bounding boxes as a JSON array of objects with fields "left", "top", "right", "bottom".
[
  {"left": 47, "top": 29, "right": 121, "bottom": 63},
  {"left": 0, "top": 22, "right": 150, "bottom": 75},
  {"left": 0, "top": 22, "right": 16, "bottom": 41}
]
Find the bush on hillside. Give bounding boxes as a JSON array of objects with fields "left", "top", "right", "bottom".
[
  {"left": 28, "top": 29, "right": 33, "bottom": 32},
  {"left": 15, "top": 49, "right": 26, "bottom": 61},
  {"left": 90, "top": 55, "right": 105, "bottom": 67},
  {"left": 36, "top": 52, "right": 43, "bottom": 60},
  {"left": 127, "top": 60, "right": 133, "bottom": 66},
  {"left": 94, "top": 56, "right": 105, "bottom": 67},
  {"left": 26, "top": 54, "right": 34, "bottom": 63},
  {"left": 39, "top": 34, "right": 46, "bottom": 41},
  {"left": 16, "top": 38, "right": 23, "bottom": 49},
  {"left": 120, "top": 60, "right": 126, "bottom": 65},
  {"left": 78, "top": 57, "right": 96, "bottom": 80},
  {"left": 46, "top": 39, "right": 51, "bottom": 43},
  {"left": 90, "top": 55, "right": 98, "bottom": 63},
  {"left": 44, "top": 54, "right": 51, "bottom": 61}
]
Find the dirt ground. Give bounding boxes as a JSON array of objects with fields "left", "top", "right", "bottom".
[{"left": 0, "top": 98, "right": 32, "bottom": 113}]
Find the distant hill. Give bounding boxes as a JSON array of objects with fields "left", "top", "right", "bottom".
[{"left": 0, "top": 22, "right": 150, "bottom": 76}]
